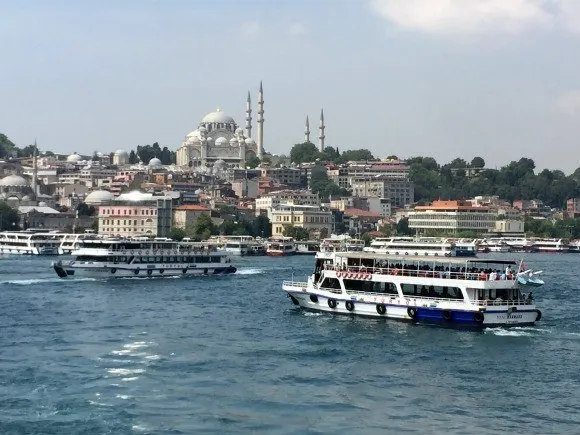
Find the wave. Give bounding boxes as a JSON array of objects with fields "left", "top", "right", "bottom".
[
  {"left": 0, "top": 277, "right": 96, "bottom": 285},
  {"left": 484, "top": 327, "right": 534, "bottom": 337},
  {"left": 236, "top": 268, "right": 264, "bottom": 275},
  {"left": 106, "top": 368, "right": 146, "bottom": 376}
]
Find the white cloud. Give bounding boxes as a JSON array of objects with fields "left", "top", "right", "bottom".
[
  {"left": 370, "top": 0, "right": 580, "bottom": 35},
  {"left": 557, "top": 90, "right": 580, "bottom": 116},
  {"left": 289, "top": 22, "right": 307, "bottom": 36},
  {"left": 240, "top": 21, "right": 261, "bottom": 36}
]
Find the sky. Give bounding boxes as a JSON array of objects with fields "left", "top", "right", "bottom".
[{"left": 1, "top": 0, "right": 580, "bottom": 173}]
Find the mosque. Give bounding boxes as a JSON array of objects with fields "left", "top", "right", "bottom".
[{"left": 176, "top": 82, "right": 266, "bottom": 169}]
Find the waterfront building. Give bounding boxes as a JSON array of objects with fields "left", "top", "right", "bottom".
[
  {"left": 566, "top": 198, "right": 580, "bottom": 218},
  {"left": 408, "top": 200, "right": 497, "bottom": 234},
  {"left": 173, "top": 204, "right": 211, "bottom": 230},
  {"left": 271, "top": 204, "right": 332, "bottom": 238},
  {"left": 255, "top": 190, "right": 320, "bottom": 219}
]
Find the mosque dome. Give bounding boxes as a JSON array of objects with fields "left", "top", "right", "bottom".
[
  {"left": 235, "top": 127, "right": 244, "bottom": 135},
  {"left": 149, "top": 157, "right": 163, "bottom": 168},
  {"left": 215, "top": 137, "right": 228, "bottom": 146},
  {"left": 245, "top": 138, "right": 256, "bottom": 145},
  {"left": 67, "top": 153, "right": 83, "bottom": 163},
  {"left": 206, "top": 137, "right": 214, "bottom": 143},
  {"left": 0, "top": 174, "right": 29, "bottom": 187},
  {"left": 229, "top": 137, "right": 238, "bottom": 144},
  {"left": 85, "top": 190, "right": 115, "bottom": 205},
  {"left": 202, "top": 109, "right": 235, "bottom": 124},
  {"left": 114, "top": 149, "right": 128, "bottom": 156},
  {"left": 21, "top": 195, "right": 32, "bottom": 201}
]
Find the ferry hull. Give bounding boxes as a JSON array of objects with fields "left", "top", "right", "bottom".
[
  {"left": 284, "top": 289, "right": 539, "bottom": 327},
  {"left": 53, "top": 263, "right": 236, "bottom": 279}
]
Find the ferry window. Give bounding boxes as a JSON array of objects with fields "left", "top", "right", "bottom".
[
  {"left": 401, "top": 283, "right": 462, "bottom": 299},
  {"left": 169, "top": 256, "right": 175, "bottom": 262},
  {"left": 343, "top": 279, "right": 374, "bottom": 292},
  {"left": 155, "top": 256, "right": 161, "bottom": 262},
  {"left": 320, "top": 278, "right": 341, "bottom": 289},
  {"left": 211, "top": 256, "right": 220, "bottom": 262}
]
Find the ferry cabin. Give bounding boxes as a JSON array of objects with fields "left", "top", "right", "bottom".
[
  {"left": 283, "top": 252, "right": 541, "bottom": 327},
  {"left": 0, "top": 231, "right": 61, "bottom": 255},
  {"left": 266, "top": 237, "right": 296, "bottom": 256},
  {"left": 365, "top": 237, "right": 456, "bottom": 257}
]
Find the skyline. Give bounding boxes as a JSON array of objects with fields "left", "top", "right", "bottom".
[{"left": 1, "top": 0, "right": 580, "bottom": 172}]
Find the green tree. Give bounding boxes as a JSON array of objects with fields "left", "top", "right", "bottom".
[
  {"left": 339, "top": 149, "right": 375, "bottom": 162},
  {"left": 0, "top": 201, "right": 20, "bottom": 230},
  {"left": 169, "top": 227, "right": 186, "bottom": 241},
  {"left": 470, "top": 156, "right": 485, "bottom": 168},
  {"left": 396, "top": 217, "right": 413, "bottom": 236},
  {"left": 128, "top": 150, "right": 138, "bottom": 164},
  {"left": 310, "top": 165, "right": 348, "bottom": 200},
  {"left": 246, "top": 155, "right": 261, "bottom": 169},
  {"left": 283, "top": 225, "right": 310, "bottom": 240},
  {"left": 189, "top": 214, "right": 218, "bottom": 241},
  {"left": 290, "top": 142, "right": 319, "bottom": 164},
  {"left": 0, "top": 133, "right": 17, "bottom": 158},
  {"left": 360, "top": 232, "right": 373, "bottom": 247},
  {"left": 76, "top": 202, "right": 96, "bottom": 216},
  {"left": 253, "top": 215, "right": 271, "bottom": 238}
]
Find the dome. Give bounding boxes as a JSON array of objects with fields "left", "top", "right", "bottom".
[
  {"left": 206, "top": 136, "right": 214, "bottom": 143},
  {"left": 85, "top": 190, "right": 115, "bottom": 205},
  {"left": 0, "top": 174, "right": 29, "bottom": 187},
  {"left": 202, "top": 109, "right": 235, "bottom": 124},
  {"left": 38, "top": 201, "right": 47, "bottom": 207},
  {"left": 235, "top": 127, "right": 244, "bottom": 135},
  {"left": 186, "top": 130, "right": 199, "bottom": 138},
  {"left": 229, "top": 137, "right": 238, "bottom": 144},
  {"left": 214, "top": 159, "right": 226, "bottom": 167},
  {"left": 149, "top": 157, "right": 163, "bottom": 167},
  {"left": 215, "top": 137, "right": 228, "bottom": 145},
  {"left": 67, "top": 153, "right": 83, "bottom": 163},
  {"left": 245, "top": 138, "right": 256, "bottom": 145},
  {"left": 114, "top": 149, "right": 128, "bottom": 156},
  {"left": 116, "top": 190, "right": 154, "bottom": 202},
  {"left": 21, "top": 195, "right": 31, "bottom": 201}
]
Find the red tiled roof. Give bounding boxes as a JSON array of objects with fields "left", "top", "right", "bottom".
[
  {"left": 344, "top": 208, "right": 381, "bottom": 218},
  {"left": 175, "top": 205, "right": 210, "bottom": 211}
]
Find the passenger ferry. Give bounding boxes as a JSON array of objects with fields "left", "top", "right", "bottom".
[
  {"left": 58, "top": 232, "right": 100, "bottom": 255},
  {"left": 570, "top": 240, "right": 580, "bottom": 253},
  {"left": 452, "top": 239, "right": 478, "bottom": 257},
  {"left": 52, "top": 238, "right": 236, "bottom": 278},
  {"left": 479, "top": 239, "right": 511, "bottom": 253},
  {"left": 364, "top": 237, "right": 456, "bottom": 257},
  {"left": 295, "top": 240, "right": 320, "bottom": 255},
  {"left": 531, "top": 238, "right": 570, "bottom": 253},
  {"left": 320, "top": 235, "right": 366, "bottom": 254},
  {"left": 0, "top": 231, "right": 61, "bottom": 255},
  {"left": 208, "top": 235, "right": 254, "bottom": 256},
  {"left": 282, "top": 252, "right": 542, "bottom": 327},
  {"left": 266, "top": 237, "right": 296, "bottom": 256}
]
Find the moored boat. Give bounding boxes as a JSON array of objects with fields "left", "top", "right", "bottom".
[
  {"left": 0, "top": 231, "right": 61, "bottom": 255},
  {"left": 282, "top": 252, "right": 542, "bottom": 327},
  {"left": 266, "top": 237, "right": 296, "bottom": 256},
  {"left": 52, "top": 238, "right": 236, "bottom": 278},
  {"left": 364, "top": 237, "right": 456, "bottom": 257},
  {"left": 570, "top": 240, "right": 580, "bottom": 253}
]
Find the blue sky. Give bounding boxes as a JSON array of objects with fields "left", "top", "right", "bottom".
[{"left": 1, "top": 0, "right": 579, "bottom": 172}]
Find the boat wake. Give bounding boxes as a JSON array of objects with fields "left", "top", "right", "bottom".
[
  {"left": 236, "top": 268, "right": 264, "bottom": 275},
  {"left": 484, "top": 326, "right": 549, "bottom": 337},
  {"left": 0, "top": 277, "right": 97, "bottom": 285}
]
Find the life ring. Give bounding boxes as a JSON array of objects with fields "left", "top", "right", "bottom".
[
  {"left": 111, "top": 268, "right": 116, "bottom": 274},
  {"left": 367, "top": 274, "right": 372, "bottom": 280},
  {"left": 310, "top": 294, "right": 319, "bottom": 303},
  {"left": 407, "top": 307, "right": 417, "bottom": 319},
  {"left": 327, "top": 299, "right": 337, "bottom": 309},
  {"left": 473, "top": 311, "right": 484, "bottom": 323},
  {"left": 147, "top": 269, "right": 153, "bottom": 276},
  {"left": 376, "top": 304, "right": 387, "bottom": 315},
  {"left": 159, "top": 269, "right": 164, "bottom": 274},
  {"left": 134, "top": 269, "right": 140, "bottom": 275},
  {"left": 405, "top": 252, "right": 409, "bottom": 256},
  {"left": 443, "top": 310, "right": 452, "bottom": 321},
  {"left": 535, "top": 310, "right": 542, "bottom": 321},
  {"left": 345, "top": 301, "right": 355, "bottom": 311}
]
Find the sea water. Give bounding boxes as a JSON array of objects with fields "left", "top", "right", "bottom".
[{"left": 0, "top": 254, "right": 579, "bottom": 434}]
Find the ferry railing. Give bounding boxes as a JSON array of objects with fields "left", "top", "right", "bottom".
[
  {"left": 473, "top": 299, "right": 533, "bottom": 307},
  {"left": 324, "top": 265, "right": 516, "bottom": 282},
  {"left": 283, "top": 280, "right": 308, "bottom": 289}
]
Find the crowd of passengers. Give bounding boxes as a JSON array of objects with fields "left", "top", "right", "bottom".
[{"left": 336, "top": 262, "right": 517, "bottom": 281}]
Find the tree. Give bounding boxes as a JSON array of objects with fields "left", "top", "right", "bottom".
[
  {"left": 396, "top": 217, "right": 413, "bottom": 236},
  {"left": 128, "top": 150, "right": 138, "bottom": 164},
  {"left": 76, "top": 202, "right": 96, "bottom": 217},
  {"left": 339, "top": 149, "right": 375, "bottom": 162},
  {"left": 283, "top": 225, "right": 309, "bottom": 241},
  {"left": 91, "top": 151, "right": 100, "bottom": 161},
  {"left": 360, "top": 232, "right": 373, "bottom": 247},
  {"left": 169, "top": 227, "right": 186, "bottom": 241},
  {"left": 0, "top": 201, "right": 20, "bottom": 230},
  {"left": 246, "top": 155, "right": 261, "bottom": 169},
  {"left": 0, "top": 133, "right": 17, "bottom": 158},
  {"left": 253, "top": 215, "right": 271, "bottom": 238},
  {"left": 189, "top": 214, "right": 218, "bottom": 241},
  {"left": 290, "top": 142, "right": 319, "bottom": 164},
  {"left": 470, "top": 156, "right": 485, "bottom": 168},
  {"left": 17, "top": 144, "right": 37, "bottom": 158},
  {"left": 310, "top": 165, "right": 348, "bottom": 200}
]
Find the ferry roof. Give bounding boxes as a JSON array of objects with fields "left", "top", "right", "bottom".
[{"left": 333, "top": 252, "right": 517, "bottom": 265}]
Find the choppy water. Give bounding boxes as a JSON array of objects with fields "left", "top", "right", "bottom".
[{"left": 1, "top": 253, "right": 579, "bottom": 434}]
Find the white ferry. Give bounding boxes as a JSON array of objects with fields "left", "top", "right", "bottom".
[
  {"left": 282, "top": 252, "right": 542, "bottom": 327},
  {"left": 295, "top": 240, "right": 320, "bottom": 255},
  {"left": 452, "top": 239, "right": 478, "bottom": 257},
  {"left": 0, "top": 231, "right": 61, "bottom": 255},
  {"left": 532, "top": 238, "right": 570, "bottom": 253},
  {"left": 266, "top": 237, "right": 296, "bottom": 256},
  {"left": 320, "top": 235, "right": 366, "bottom": 254},
  {"left": 58, "top": 232, "right": 101, "bottom": 255},
  {"left": 570, "top": 240, "right": 580, "bottom": 253},
  {"left": 364, "top": 237, "right": 456, "bottom": 257},
  {"left": 208, "top": 235, "right": 254, "bottom": 256},
  {"left": 52, "top": 238, "right": 236, "bottom": 278},
  {"left": 479, "top": 239, "right": 511, "bottom": 253}
]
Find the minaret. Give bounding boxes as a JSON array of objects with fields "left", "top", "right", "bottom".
[
  {"left": 318, "top": 109, "right": 325, "bottom": 152},
  {"left": 257, "top": 81, "right": 264, "bottom": 159},
  {"left": 304, "top": 116, "right": 310, "bottom": 143},
  {"left": 245, "top": 91, "right": 252, "bottom": 138},
  {"left": 32, "top": 140, "right": 38, "bottom": 197}
]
